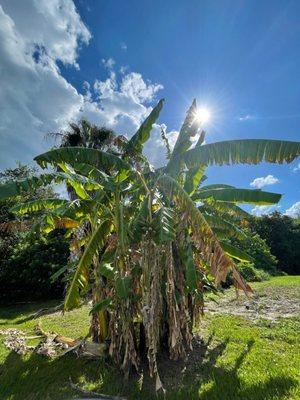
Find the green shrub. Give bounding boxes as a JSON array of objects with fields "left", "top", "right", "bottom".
[
  {"left": 237, "top": 263, "right": 270, "bottom": 282},
  {"left": 224, "top": 263, "right": 270, "bottom": 287},
  {"left": 0, "top": 229, "right": 69, "bottom": 302},
  {"left": 250, "top": 212, "right": 300, "bottom": 275},
  {"left": 228, "top": 227, "right": 278, "bottom": 275},
  {"left": 0, "top": 164, "right": 69, "bottom": 303}
]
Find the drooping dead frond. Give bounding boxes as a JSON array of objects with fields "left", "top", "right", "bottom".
[
  {"left": 165, "top": 243, "right": 185, "bottom": 360},
  {"left": 158, "top": 175, "right": 252, "bottom": 294},
  {"left": 141, "top": 240, "right": 164, "bottom": 391}
]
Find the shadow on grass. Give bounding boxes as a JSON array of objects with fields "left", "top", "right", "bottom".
[
  {"left": 0, "top": 337, "right": 297, "bottom": 400},
  {"left": 177, "top": 338, "right": 296, "bottom": 400},
  {"left": 0, "top": 300, "right": 59, "bottom": 325},
  {"left": 0, "top": 350, "right": 133, "bottom": 400}
]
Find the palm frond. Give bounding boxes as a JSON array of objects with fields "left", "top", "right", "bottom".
[
  {"left": 200, "top": 184, "right": 235, "bottom": 190},
  {"left": 90, "top": 298, "right": 112, "bottom": 315},
  {"left": 70, "top": 163, "right": 116, "bottom": 191},
  {"left": 0, "top": 169, "right": 102, "bottom": 202},
  {"left": 0, "top": 173, "right": 58, "bottom": 200},
  {"left": 125, "top": 99, "right": 164, "bottom": 154},
  {"left": 166, "top": 99, "right": 201, "bottom": 175},
  {"left": 184, "top": 139, "right": 300, "bottom": 168},
  {"left": 202, "top": 213, "right": 246, "bottom": 239},
  {"left": 220, "top": 241, "right": 253, "bottom": 263},
  {"left": 35, "top": 147, "right": 132, "bottom": 173},
  {"left": 170, "top": 99, "right": 200, "bottom": 159},
  {"left": 179, "top": 241, "right": 197, "bottom": 292},
  {"left": 129, "top": 196, "right": 150, "bottom": 242},
  {"left": 184, "top": 165, "right": 206, "bottom": 195},
  {"left": 10, "top": 199, "right": 69, "bottom": 215},
  {"left": 202, "top": 201, "right": 250, "bottom": 219},
  {"left": 153, "top": 206, "right": 176, "bottom": 244},
  {"left": 195, "top": 187, "right": 282, "bottom": 205},
  {"left": 64, "top": 219, "right": 112, "bottom": 311}
]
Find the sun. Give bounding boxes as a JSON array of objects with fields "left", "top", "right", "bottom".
[{"left": 194, "top": 107, "right": 211, "bottom": 124}]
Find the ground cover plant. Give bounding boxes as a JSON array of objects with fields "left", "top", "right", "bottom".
[{"left": 0, "top": 99, "right": 299, "bottom": 392}]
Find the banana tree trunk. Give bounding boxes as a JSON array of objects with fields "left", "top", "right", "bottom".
[{"left": 90, "top": 260, "right": 108, "bottom": 343}]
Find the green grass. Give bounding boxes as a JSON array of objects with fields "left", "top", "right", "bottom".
[
  {"left": 253, "top": 274, "right": 300, "bottom": 288},
  {"left": 0, "top": 276, "right": 299, "bottom": 399}
]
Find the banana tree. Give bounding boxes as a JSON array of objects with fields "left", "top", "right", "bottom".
[{"left": 1, "top": 99, "right": 299, "bottom": 389}]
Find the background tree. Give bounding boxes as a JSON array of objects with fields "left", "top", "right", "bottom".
[
  {"left": 0, "top": 164, "right": 69, "bottom": 302},
  {"left": 249, "top": 212, "right": 300, "bottom": 275},
  {"left": 227, "top": 226, "right": 278, "bottom": 273}
]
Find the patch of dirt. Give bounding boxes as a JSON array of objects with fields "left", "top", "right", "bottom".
[
  {"left": 157, "top": 335, "right": 206, "bottom": 388},
  {"left": 205, "top": 285, "right": 300, "bottom": 322},
  {"left": 135, "top": 335, "right": 208, "bottom": 393}
]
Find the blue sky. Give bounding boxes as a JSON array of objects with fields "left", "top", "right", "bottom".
[{"left": 0, "top": 0, "right": 299, "bottom": 216}]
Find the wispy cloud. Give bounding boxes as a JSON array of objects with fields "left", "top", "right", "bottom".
[
  {"left": 285, "top": 202, "right": 300, "bottom": 218},
  {"left": 250, "top": 175, "right": 279, "bottom": 189},
  {"left": 120, "top": 65, "right": 129, "bottom": 74},
  {"left": 238, "top": 113, "right": 300, "bottom": 122},
  {"left": 238, "top": 114, "right": 256, "bottom": 121},
  {"left": 102, "top": 57, "right": 115, "bottom": 69},
  {"left": 251, "top": 205, "right": 280, "bottom": 216}
]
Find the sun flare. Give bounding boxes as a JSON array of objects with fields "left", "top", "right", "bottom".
[{"left": 194, "top": 107, "right": 211, "bottom": 124}]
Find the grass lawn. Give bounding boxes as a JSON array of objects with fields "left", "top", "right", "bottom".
[{"left": 0, "top": 276, "right": 299, "bottom": 399}]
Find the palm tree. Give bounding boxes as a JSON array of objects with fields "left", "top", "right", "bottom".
[
  {"left": 1, "top": 99, "right": 299, "bottom": 389},
  {"left": 50, "top": 119, "right": 126, "bottom": 151}
]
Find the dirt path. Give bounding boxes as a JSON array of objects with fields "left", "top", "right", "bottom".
[{"left": 205, "top": 284, "right": 300, "bottom": 322}]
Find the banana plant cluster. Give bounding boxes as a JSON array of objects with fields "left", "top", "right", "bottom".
[{"left": 0, "top": 99, "right": 299, "bottom": 388}]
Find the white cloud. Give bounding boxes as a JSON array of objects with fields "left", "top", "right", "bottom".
[
  {"left": 89, "top": 71, "right": 163, "bottom": 134},
  {"left": 120, "top": 72, "right": 163, "bottom": 103},
  {"left": 93, "top": 71, "right": 118, "bottom": 97},
  {"left": 120, "top": 65, "right": 129, "bottom": 74},
  {"left": 102, "top": 57, "right": 115, "bottom": 69},
  {"left": 82, "top": 70, "right": 171, "bottom": 167},
  {"left": 238, "top": 114, "right": 255, "bottom": 121},
  {"left": 0, "top": 0, "right": 166, "bottom": 169},
  {"left": 1, "top": 0, "right": 90, "bottom": 67},
  {"left": 292, "top": 163, "right": 300, "bottom": 172},
  {"left": 284, "top": 202, "right": 300, "bottom": 218},
  {"left": 0, "top": 1, "right": 89, "bottom": 168},
  {"left": 250, "top": 175, "right": 279, "bottom": 189},
  {"left": 251, "top": 205, "right": 280, "bottom": 216}
]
